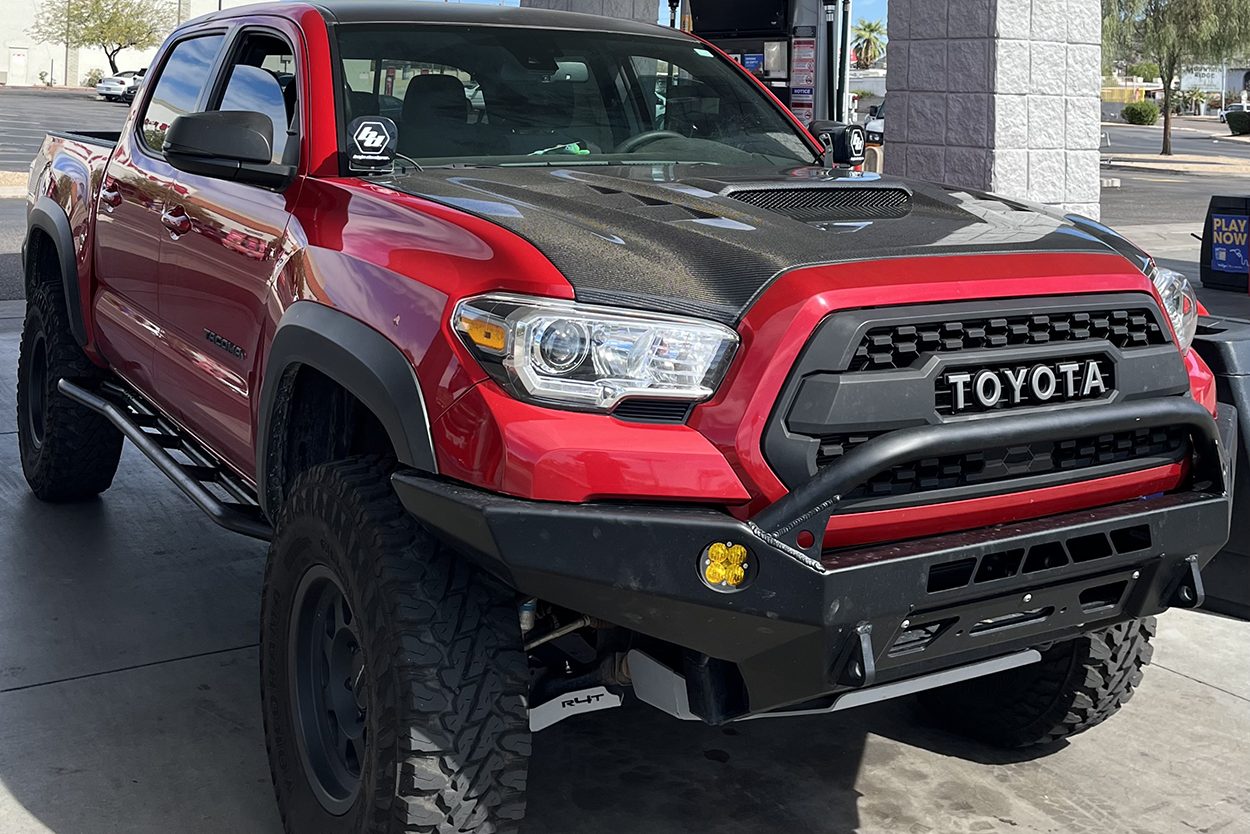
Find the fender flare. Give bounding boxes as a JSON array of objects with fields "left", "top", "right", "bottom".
[
  {"left": 26, "top": 195, "right": 88, "bottom": 346},
  {"left": 256, "top": 301, "right": 438, "bottom": 515}
]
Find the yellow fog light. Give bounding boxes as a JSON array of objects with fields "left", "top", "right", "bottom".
[{"left": 700, "top": 542, "right": 753, "bottom": 592}]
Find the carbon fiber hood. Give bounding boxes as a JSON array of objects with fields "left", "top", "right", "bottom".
[{"left": 387, "top": 164, "right": 1147, "bottom": 325}]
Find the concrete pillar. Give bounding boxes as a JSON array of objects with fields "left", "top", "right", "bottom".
[
  {"left": 520, "top": 0, "right": 662, "bottom": 24},
  {"left": 885, "top": 0, "right": 1103, "bottom": 219}
]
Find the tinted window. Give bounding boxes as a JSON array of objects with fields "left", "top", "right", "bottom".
[
  {"left": 334, "top": 25, "right": 815, "bottom": 167},
  {"left": 217, "top": 32, "right": 298, "bottom": 164},
  {"left": 140, "top": 35, "right": 225, "bottom": 152}
]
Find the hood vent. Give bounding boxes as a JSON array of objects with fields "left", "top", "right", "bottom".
[{"left": 724, "top": 185, "right": 912, "bottom": 222}]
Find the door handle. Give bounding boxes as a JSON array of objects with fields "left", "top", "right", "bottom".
[
  {"left": 100, "top": 182, "right": 122, "bottom": 210},
  {"left": 161, "top": 205, "right": 192, "bottom": 237}
]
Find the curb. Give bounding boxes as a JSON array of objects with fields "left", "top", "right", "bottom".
[{"left": 0, "top": 185, "right": 26, "bottom": 199}]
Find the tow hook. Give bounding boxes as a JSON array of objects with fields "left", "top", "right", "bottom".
[
  {"left": 834, "top": 622, "right": 877, "bottom": 688},
  {"left": 1168, "top": 555, "right": 1206, "bottom": 609}
]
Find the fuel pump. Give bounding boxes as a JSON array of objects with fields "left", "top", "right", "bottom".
[{"left": 687, "top": 0, "right": 852, "bottom": 127}]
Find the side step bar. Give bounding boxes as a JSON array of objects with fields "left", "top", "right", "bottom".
[{"left": 58, "top": 378, "right": 273, "bottom": 541}]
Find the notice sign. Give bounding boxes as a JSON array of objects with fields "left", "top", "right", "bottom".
[
  {"left": 792, "top": 37, "right": 817, "bottom": 87},
  {"left": 1211, "top": 213, "right": 1250, "bottom": 274},
  {"left": 790, "top": 84, "right": 815, "bottom": 126}
]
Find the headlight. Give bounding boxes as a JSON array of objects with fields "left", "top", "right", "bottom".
[
  {"left": 1150, "top": 267, "right": 1198, "bottom": 353},
  {"left": 453, "top": 293, "right": 739, "bottom": 411}
]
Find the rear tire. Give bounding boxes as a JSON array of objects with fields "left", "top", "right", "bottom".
[
  {"left": 261, "top": 457, "right": 530, "bottom": 834},
  {"left": 920, "top": 617, "right": 1155, "bottom": 748},
  {"left": 17, "top": 280, "right": 123, "bottom": 501}
]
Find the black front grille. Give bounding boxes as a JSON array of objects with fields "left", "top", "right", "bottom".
[
  {"left": 764, "top": 296, "right": 1192, "bottom": 501},
  {"left": 726, "top": 186, "right": 911, "bottom": 221},
  {"left": 816, "top": 432, "right": 884, "bottom": 470},
  {"left": 851, "top": 309, "right": 1168, "bottom": 372},
  {"left": 845, "top": 426, "right": 1188, "bottom": 500}
]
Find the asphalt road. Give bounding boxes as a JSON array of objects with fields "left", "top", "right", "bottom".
[
  {"left": 1102, "top": 118, "right": 1250, "bottom": 159},
  {"left": 0, "top": 88, "right": 127, "bottom": 172},
  {"left": 1102, "top": 168, "right": 1239, "bottom": 228}
]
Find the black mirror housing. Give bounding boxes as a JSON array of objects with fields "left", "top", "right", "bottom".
[
  {"left": 164, "top": 111, "right": 295, "bottom": 190},
  {"left": 809, "top": 120, "right": 867, "bottom": 167}
]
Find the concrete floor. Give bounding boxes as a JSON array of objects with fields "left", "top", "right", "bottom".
[{"left": 0, "top": 298, "right": 1249, "bottom": 833}]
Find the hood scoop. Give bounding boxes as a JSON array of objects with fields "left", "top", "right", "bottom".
[{"left": 722, "top": 183, "right": 912, "bottom": 222}]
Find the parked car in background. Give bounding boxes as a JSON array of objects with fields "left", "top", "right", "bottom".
[
  {"left": 865, "top": 95, "right": 885, "bottom": 144},
  {"left": 1219, "top": 102, "right": 1248, "bottom": 123},
  {"left": 96, "top": 69, "right": 145, "bottom": 102},
  {"left": 119, "top": 70, "right": 147, "bottom": 105}
]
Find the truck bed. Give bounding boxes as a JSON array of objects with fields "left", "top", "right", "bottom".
[{"left": 47, "top": 129, "right": 120, "bottom": 148}]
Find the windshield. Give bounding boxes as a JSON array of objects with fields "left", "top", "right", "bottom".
[{"left": 334, "top": 24, "right": 818, "bottom": 168}]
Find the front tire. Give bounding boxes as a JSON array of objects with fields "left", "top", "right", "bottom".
[
  {"left": 261, "top": 457, "right": 530, "bottom": 834},
  {"left": 921, "top": 618, "right": 1155, "bottom": 748},
  {"left": 17, "top": 281, "right": 123, "bottom": 501}
]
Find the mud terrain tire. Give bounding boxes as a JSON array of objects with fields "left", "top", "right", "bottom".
[
  {"left": 921, "top": 617, "right": 1155, "bottom": 748},
  {"left": 17, "top": 280, "right": 123, "bottom": 501},
  {"left": 261, "top": 457, "right": 530, "bottom": 834}
]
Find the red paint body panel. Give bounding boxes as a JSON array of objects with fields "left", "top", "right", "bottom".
[{"left": 433, "top": 381, "right": 751, "bottom": 503}]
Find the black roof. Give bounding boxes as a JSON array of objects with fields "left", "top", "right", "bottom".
[{"left": 306, "top": 0, "right": 685, "bottom": 38}]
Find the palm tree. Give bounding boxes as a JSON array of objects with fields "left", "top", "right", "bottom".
[{"left": 852, "top": 19, "right": 887, "bottom": 69}]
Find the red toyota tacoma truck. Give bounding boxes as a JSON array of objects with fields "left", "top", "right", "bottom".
[{"left": 18, "top": 2, "right": 1249, "bottom": 832}]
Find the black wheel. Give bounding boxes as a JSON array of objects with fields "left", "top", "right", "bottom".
[
  {"left": 17, "top": 280, "right": 123, "bottom": 501},
  {"left": 921, "top": 618, "right": 1155, "bottom": 748},
  {"left": 261, "top": 457, "right": 530, "bottom": 834}
]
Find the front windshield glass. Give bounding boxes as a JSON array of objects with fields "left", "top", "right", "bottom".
[{"left": 334, "top": 24, "right": 818, "bottom": 168}]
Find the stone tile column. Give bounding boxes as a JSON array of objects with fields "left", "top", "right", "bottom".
[
  {"left": 886, "top": 0, "right": 1103, "bottom": 219},
  {"left": 520, "top": 0, "right": 661, "bottom": 24}
]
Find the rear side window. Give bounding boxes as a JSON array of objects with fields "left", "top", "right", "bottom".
[
  {"left": 215, "top": 32, "right": 298, "bottom": 165},
  {"left": 139, "top": 34, "right": 225, "bottom": 152}
]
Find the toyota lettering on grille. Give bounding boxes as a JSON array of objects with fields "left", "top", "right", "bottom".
[{"left": 946, "top": 359, "right": 1108, "bottom": 412}]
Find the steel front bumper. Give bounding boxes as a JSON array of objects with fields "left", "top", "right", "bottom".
[{"left": 393, "top": 398, "right": 1236, "bottom": 720}]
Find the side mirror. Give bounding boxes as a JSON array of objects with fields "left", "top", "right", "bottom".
[
  {"left": 164, "top": 110, "right": 295, "bottom": 190},
  {"left": 868, "top": 105, "right": 880, "bottom": 118},
  {"left": 809, "top": 120, "right": 867, "bottom": 167}
]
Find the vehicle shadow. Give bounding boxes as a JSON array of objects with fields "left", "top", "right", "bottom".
[{"left": 525, "top": 700, "right": 871, "bottom": 834}]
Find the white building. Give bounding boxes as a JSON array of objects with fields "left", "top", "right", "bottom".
[{"left": 1, "top": 0, "right": 250, "bottom": 87}]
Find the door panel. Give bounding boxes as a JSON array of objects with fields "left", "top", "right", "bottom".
[
  {"left": 92, "top": 143, "right": 166, "bottom": 390},
  {"left": 92, "top": 31, "right": 227, "bottom": 399},
  {"left": 155, "top": 176, "right": 292, "bottom": 476},
  {"left": 154, "top": 27, "right": 302, "bottom": 479}
]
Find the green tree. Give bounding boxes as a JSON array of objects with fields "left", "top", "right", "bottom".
[
  {"left": 1102, "top": 0, "right": 1144, "bottom": 74},
  {"left": 1140, "top": 0, "right": 1219, "bottom": 154},
  {"left": 851, "top": 19, "right": 886, "bottom": 69},
  {"left": 1107, "top": 0, "right": 1250, "bottom": 154},
  {"left": 28, "top": 0, "right": 175, "bottom": 75},
  {"left": 1126, "top": 60, "right": 1160, "bottom": 79}
]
